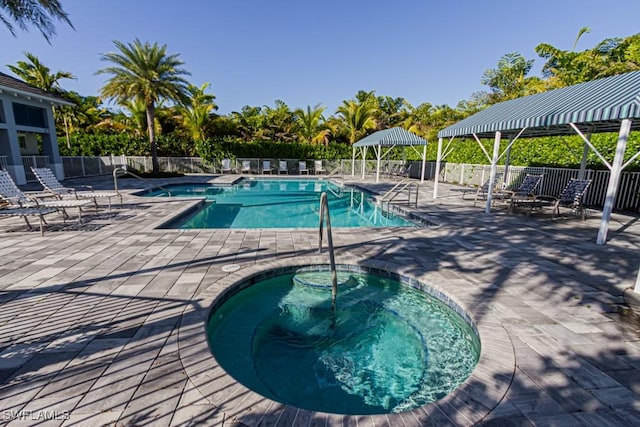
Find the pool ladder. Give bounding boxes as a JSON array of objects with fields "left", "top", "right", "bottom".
[
  {"left": 113, "top": 167, "right": 172, "bottom": 196},
  {"left": 318, "top": 192, "right": 338, "bottom": 307}
]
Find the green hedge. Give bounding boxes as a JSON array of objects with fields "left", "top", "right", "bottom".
[{"left": 60, "top": 132, "right": 640, "bottom": 170}]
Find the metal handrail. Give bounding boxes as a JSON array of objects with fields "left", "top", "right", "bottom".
[
  {"left": 318, "top": 192, "right": 338, "bottom": 307},
  {"left": 327, "top": 166, "right": 342, "bottom": 178},
  {"left": 380, "top": 178, "right": 418, "bottom": 205},
  {"left": 112, "top": 167, "right": 172, "bottom": 196}
]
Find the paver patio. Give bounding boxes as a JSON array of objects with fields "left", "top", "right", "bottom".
[{"left": 0, "top": 173, "right": 638, "bottom": 426}]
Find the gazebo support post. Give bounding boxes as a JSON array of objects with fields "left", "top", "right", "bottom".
[
  {"left": 504, "top": 139, "right": 512, "bottom": 187},
  {"left": 351, "top": 146, "right": 356, "bottom": 177},
  {"left": 485, "top": 131, "right": 502, "bottom": 214},
  {"left": 634, "top": 264, "right": 640, "bottom": 293},
  {"left": 597, "top": 119, "right": 631, "bottom": 245},
  {"left": 361, "top": 146, "right": 367, "bottom": 180},
  {"left": 433, "top": 137, "right": 443, "bottom": 199},
  {"left": 421, "top": 143, "right": 427, "bottom": 183},
  {"left": 375, "top": 144, "right": 382, "bottom": 183},
  {"left": 578, "top": 133, "right": 591, "bottom": 180}
]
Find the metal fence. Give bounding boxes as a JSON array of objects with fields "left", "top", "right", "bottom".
[{"left": 12, "top": 155, "right": 640, "bottom": 212}]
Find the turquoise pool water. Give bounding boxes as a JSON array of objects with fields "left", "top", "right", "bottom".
[
  {"left": 147, "top": 179, "right": 416, "bottom": 229},
  {"left": 207, "top": 269, "right": 480, "bottom": 415}
]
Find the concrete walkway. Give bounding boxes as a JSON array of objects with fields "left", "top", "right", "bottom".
[{"left": 0, "top": 173, "right": 638, "bottom": 426}]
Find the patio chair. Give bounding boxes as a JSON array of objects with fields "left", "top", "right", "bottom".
[
  {"left": 314, "top": 160, "right": 326, "bottom": 175},
  {"left": 262, "top": 160, "right": 274, "bottom": 174},
  {"left": 299, "top": 161, "right": 309, "bottom": 175},
  {"left": 469, "top": 173, "right": 504, "bottom": 206},
  {"left": 221, "top": 158, "right": 234, "bottom": 174},
  {"left": 278, "top": 160, "right": 288, "bottom": 175},
  {"left": 549, "top": 178, "right": 592, "bottom": 220},
  {"left": 498, "top": 174, "right": 544, "bottom": 214},
  {"left": 0, "top": 205, "right": 57, "bottom": 236},
  {"left": 31, "top": 167, "right": 122, "bottom": 211},
  {"left": 0, "top": 170, "right": 91, "bottom": 224},
  {"left": 240, "top": 160, "right": 251, "bottom": 174}
]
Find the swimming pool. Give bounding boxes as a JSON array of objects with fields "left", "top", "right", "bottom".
[{"left": 146, "top": 179, "right": 416, "bottom": 229}]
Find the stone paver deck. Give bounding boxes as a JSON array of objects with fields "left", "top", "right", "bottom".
[{"left": 0, "top": 173, "right": 638, "bottom": 426}]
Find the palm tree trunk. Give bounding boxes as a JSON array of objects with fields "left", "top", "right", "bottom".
[{"left": 146, "top": 104, "right": 159, "bottom": 174}]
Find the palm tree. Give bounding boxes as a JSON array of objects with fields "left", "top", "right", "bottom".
[
  {"left": 336, "top": 100, "right": 377, "bottom": 144},
  {"left": 97, "top": 39, "right": 191, "bottom": 173},
  {"left": 1, "top": 0, "right": 72, "bottom": 42},
  {"left": 178, "top": 83, "right": 217, "bottom": 143},
  {"left": 8, "top": 51, "right": 75, "bottom": 146},
  {"left": 295, "top": 104, "right": 329, "bottom": 145}
]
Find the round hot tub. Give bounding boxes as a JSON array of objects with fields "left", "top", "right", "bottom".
[{"left": 206, "top": 265, "right": 480, "bottom": 415}]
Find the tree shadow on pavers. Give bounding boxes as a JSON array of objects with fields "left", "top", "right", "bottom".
[{"left": 475, "top": 341, "right": 640, "bottom": 426}]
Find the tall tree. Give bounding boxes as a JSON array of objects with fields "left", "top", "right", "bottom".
[
  {"left": 178, "top": 83, "right": 217, "bottom": 143},
  {"left": 295, "top": 104, "right": 329, "bottom": 145},
  {"left": 336, "top": 100, "right": 377, "bottom": 144},
  {"left": 481, "top": 52, "right": 537, "bottom": 103},
  {"left": 1, "top": 0, "right": 72, "bottom": 42},
  {"left": 97, "top": 39, "right": 190, "bottom": 173}
]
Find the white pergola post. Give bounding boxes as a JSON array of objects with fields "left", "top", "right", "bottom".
[
  {"left": 578, "top": 133, "right": 591, "bottom": 180},
  {"left": 351, "top": 146, "right": 356, "bottom": 177},
  {"left": 433, "top": 137, "right": 443, "bottom": 199},
  {"left": 375, "top": 144, "right": 382, "bottom": 183},
  {"left": 504, "top": 140, "right": 512, "bottom": 188},
  {"left": 420, "top": 144, "right": 427, "bottom": 183},
  {"left": 597, "top": 119, "right": 631, "bottom": 245},
  {"left": 485, "top": 131, "right": 502, "bottom": 213},
  {"left": 361, "top": 146, "right": 367, "bottom": 179}
]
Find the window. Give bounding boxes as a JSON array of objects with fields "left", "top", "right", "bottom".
[{"left": 12, "top": 102, "right": 46, "bottom": 128}]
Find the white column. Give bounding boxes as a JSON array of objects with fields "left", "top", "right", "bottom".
[
  {"left": 485, "top": 132, "right": 502, "bottom": 213},
  {"left": 597, "top": 119, "right": 631, "bottom": 245},
  {"left": 433, "top": 137, "right": 443, "bottom": 199},
  {"left": 375, "top": 144, "right": 381, "bottom": 183},
  {"left": 578, "top": 133, "right": 591, "bottom": 180},
  {"left": 351, "top": 146, "right": 356, "bottom": 176},
  {"left": 504, "top": 140, "right": 512, "bottom": 188},
  {"left": 420, "top": 144, "right": 427, "bottom": 183},
  {"left": 361, "top": 146, "right": 367, "bottom": 179}
]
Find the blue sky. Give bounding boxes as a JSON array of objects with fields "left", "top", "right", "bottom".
[{"left": 3, "top": 0, "right": 640, "bottom": 115}]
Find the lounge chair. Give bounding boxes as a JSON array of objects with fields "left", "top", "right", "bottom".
[
  {"left": 240, "top": 160, "right": 251, "bottom": 174},
  {"left": 548, "top": 178, "right": 592, "bottom": 220},
  {"left": 278, "top": 160, "right": 288, "bottom": 175},
  {"left": 466, "top": 173, "right": 504, "bottom": 206},
  {"left": 31, "top": 167, "right": 122, "bottom": 211},
  {"left": 262, "top": 160, "right": 274, "bottom": 174},
  {"left": 0, "top": 206, "right": 57, "bottom": 235},
  {"left": 498, "top": 174, "right": 543, "bottom": 214},
  {"left": 221, "top": 158, "right": 234, "bottom": 174},
  {"left": 314, "top": 160, "right": 326, "bottom": 175},
  {"left": 0, "top": 170, "right": 91, "bottom": 224},
  {"left": 299, "top": 161, "right": 309, "bottom": 175}
]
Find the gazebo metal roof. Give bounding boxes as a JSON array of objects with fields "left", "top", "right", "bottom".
[
  {"left": 354, "top": 127, "right": 428, "bottom": 147},
  {"left": 433, "top": 71, "right": 640, "bottom": 250},
  {"left": 438, "top": 71, "right": 640, "bottom": 139},
  {"left": 351, "top": 127, "right": 428, "bottom": 183}
]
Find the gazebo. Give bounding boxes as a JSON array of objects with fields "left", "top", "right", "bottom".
[
  {"left": 436, "top": 71, "right": 640, "bottom": 247},
  {"left": 351, "top": 127, "right": 428, "bottom": 183}
]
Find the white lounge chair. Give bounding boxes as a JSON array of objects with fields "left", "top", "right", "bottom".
[
  {"left": 221, "top": 158, "right": 233, "bottom": 174},
  {"left": 314, "top": 160, "right": 326, "bottom": 175},
  {"left": 278, "top": 160, "right": 288, "bottom": 175},
  {"left": 0, "top": 170, "right": 91, "bottom": 224},
  {"left": 241, "top": 160, "right": 251, "bottom": 174},
  {"left": 0, "top": 206, "right": 57, "bottom": 235},
  {"left": 299, "top": 161, "right": 309, "bottom": 175},
  {"left": 262, "top": 160, "right": 274, "bottom": 174},
  {"left": 31, "top": 167, "right": 122, "bottom": 211}
]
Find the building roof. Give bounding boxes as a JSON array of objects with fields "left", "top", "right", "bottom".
[
  {"left": 353, "top": 127, "right": 428, "bottom": 147},
  {"left": 0, "top": 72, "right": 73, "bottom": 106},
  {"left": 438, "top": 71, "right": 640, "bottom": 139}
]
